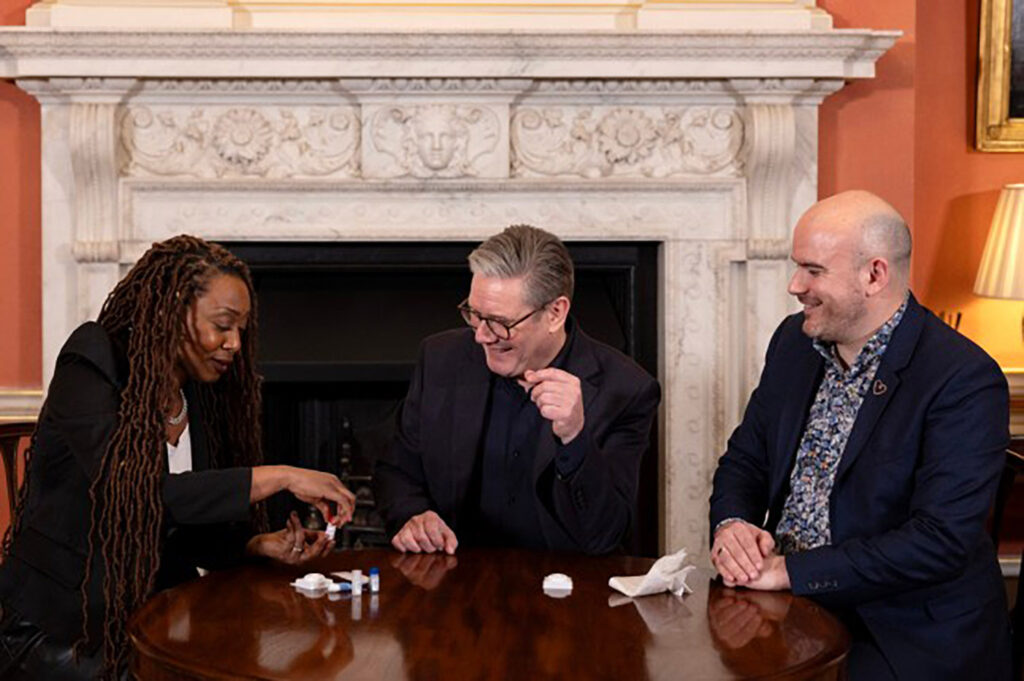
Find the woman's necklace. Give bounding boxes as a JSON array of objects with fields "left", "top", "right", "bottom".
[{"left": 167, "top": 388, "right": 188, "bottom": 426}]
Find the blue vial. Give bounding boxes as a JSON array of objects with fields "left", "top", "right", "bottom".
[{"left": 369, "top": 567, "right": 380, "bottom": 593}]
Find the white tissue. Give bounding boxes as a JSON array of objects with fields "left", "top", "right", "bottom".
[
  {"left": 608, "top": 548, "right": 696, "bottom": 598},
  {"left": 331, "top": 570, "right": 370, "bottom": 585}
]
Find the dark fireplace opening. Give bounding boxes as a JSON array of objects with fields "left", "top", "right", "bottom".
[{"left": 225, "top": 241, "right": 660, "bottom": 556}]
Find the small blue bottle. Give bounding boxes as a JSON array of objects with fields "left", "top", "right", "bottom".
[{"left": 369, "top": 567, "right": 380, "bottom": 593}]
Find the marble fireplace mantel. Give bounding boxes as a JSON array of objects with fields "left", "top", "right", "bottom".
[{"left": 0, "top": 26, "right": 899, "bottom": 553}]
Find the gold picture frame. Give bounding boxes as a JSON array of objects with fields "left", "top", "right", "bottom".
[{"left": 977, "top": 0, "right": 1024, "bottom": 151}]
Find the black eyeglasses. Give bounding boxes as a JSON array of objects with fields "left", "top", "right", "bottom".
[{"left": 457, "top": 299, "right": 546, "bottom": 340}]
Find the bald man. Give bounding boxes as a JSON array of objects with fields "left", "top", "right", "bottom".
[{"left": 709, "top": 191, "right": 1012, "bottom": 680}]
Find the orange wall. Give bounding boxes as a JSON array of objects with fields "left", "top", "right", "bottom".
[
  {"left": 913, "top": 0, "right": 1024, "bottom": 366},
  {"left": 1, "top": 0, "right": 1022, "bottom": 390},
  {"left": 0, "top": 0, "right": 40, "bottom": 388},
  {"left": 818, "top": 0, "right": 917, "bottom": 230},
  {"left": 819, "top": 0, "right": 1024, "bottom": 368}
]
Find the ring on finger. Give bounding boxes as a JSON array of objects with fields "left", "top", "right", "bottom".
[{"left": 292, "top": 545, "right": 304, "bottom": 553}]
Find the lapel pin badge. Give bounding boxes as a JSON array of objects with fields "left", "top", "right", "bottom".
[{"left": 872, "top": 379, "right": 887, "bottom": 396}]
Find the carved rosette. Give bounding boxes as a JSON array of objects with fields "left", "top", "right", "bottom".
[
  {"left": 365, "top": 104, "right": 503, "bottom": 179},
  {"left": 119, "top": 106, "right": 360, "bottom": 179},
  {"left": 212, "top": 109, "right": 273, "bottom": 169},
  {"left": 598, "top": 109, "right": 659, "bottom": 164},
  {"left": 511, "top": 106, "right": 744, "bottom": 179}
]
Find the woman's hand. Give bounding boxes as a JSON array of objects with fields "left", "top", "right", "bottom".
[
  {"left": 285, "top": 468, "right": 356, "bottom": 526},
  {"left": 250, "top": 466, "right": 356, "bottom": 526},
  {"left": 247, "top": 511, "right": 335, "bottom": 565}
]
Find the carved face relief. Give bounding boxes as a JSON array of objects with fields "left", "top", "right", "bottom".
[
  {"left": 368, "top": 104, "right": 500, "bottom": 178},
  {"left": 411, "top": 106, "right": 463, "bottom": 171}
]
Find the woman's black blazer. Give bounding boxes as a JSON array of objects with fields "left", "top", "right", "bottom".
[{"left": 0, "top": 322, "right": 254, "bottom": 649}]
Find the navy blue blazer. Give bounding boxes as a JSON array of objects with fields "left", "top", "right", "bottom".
[
  {"left": 710, "top": 295, "right": 1012, "bottom": 680},
  {"left": 375, "top": 324, "right": 660, "bottom": 555}
]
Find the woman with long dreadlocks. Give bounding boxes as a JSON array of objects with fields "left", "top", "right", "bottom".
[{"left": 0, "top": 235, "right": 356, "bottom": 679}]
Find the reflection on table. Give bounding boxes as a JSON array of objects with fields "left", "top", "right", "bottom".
[{"left": 130, "top": 548, "right": 849, "bottom": 680}]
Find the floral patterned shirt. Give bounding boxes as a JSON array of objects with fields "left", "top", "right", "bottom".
[{"left": 775, "top": 297, "right": 908, "bottom": 554}]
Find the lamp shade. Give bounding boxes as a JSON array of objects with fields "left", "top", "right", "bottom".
[{"left": 974, "top": 183, "right": 1024, "bottom": 300}]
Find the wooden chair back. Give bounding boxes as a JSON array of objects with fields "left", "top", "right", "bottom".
[{"left": 0, "top": 422, "right": 36, "bottom": 521}]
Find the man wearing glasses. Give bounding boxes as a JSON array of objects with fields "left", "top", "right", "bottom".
[{"left": 375, "top": 225, "right": 660, "bottom": 555}]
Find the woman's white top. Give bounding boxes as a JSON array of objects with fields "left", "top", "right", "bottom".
[{"left": 166, "top": 423, "right": 194, "bottom": 474}]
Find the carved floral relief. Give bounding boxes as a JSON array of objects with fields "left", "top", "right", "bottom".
[
  {"left": 365, "top": 104, "right": 502, "bottom": 178},
  {"left": 511, "top": 106, "right": 744, "bottom": 178},
  {"left": 120, "top": 106, "right": 360, "bottom": 179}
]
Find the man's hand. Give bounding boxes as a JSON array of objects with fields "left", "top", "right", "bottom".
[
  {"left": 744, "top": 554, "right": 790, "bottom": 591},
  {"left": 523, "top": 368, "right": 585, "bottom": 444},
  {"left": 391, "top": 510, "right": 458, "bottom": 554},
  {"left": 711, "top": 519, "right": 776, "bottom": 586}
]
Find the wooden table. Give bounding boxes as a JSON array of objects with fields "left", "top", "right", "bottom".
[{"left": 129, "top": 548, "right": 849, "bottom": 680}]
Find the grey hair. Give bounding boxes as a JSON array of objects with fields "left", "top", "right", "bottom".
[
  {"left": 860, "top": 211, "right": 912, "bottom": 276},
  {"left": 468, "top": 224, "right": 574, "bottom": 307}
]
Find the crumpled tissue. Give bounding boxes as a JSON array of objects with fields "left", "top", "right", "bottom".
[{"left": 608, "top": 547, "right": 696, "bottom": 598}]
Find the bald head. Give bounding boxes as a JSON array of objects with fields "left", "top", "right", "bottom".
[
  {"left": 788, "top": 190, "right": 911, "bottom": 362},
  {"left": 800, "top": 190, "right": 911, "bottom": 285}
]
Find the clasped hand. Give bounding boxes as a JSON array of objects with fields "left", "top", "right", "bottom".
[
  {"left": 710, "top": 520, "right": 790, "bottom": 591},
  {"left": 392, "top": 510, "right": 458, "bottom": 554}
]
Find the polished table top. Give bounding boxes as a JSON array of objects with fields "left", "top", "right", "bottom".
[{"left": 129, "top": 548, "right": 849, "bottom": 680}]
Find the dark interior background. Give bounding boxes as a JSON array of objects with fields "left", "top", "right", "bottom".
[{"left": 224, "top": 241, "right": 660, "bottom": 556}]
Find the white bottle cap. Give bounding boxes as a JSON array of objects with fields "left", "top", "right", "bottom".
[{"left": 542, "top": 573, "right": 573, "bottom": 598}]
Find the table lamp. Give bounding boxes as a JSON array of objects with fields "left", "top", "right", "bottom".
[{"left": 974, "top": 183, "right": 1024, "bottom": 341}]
